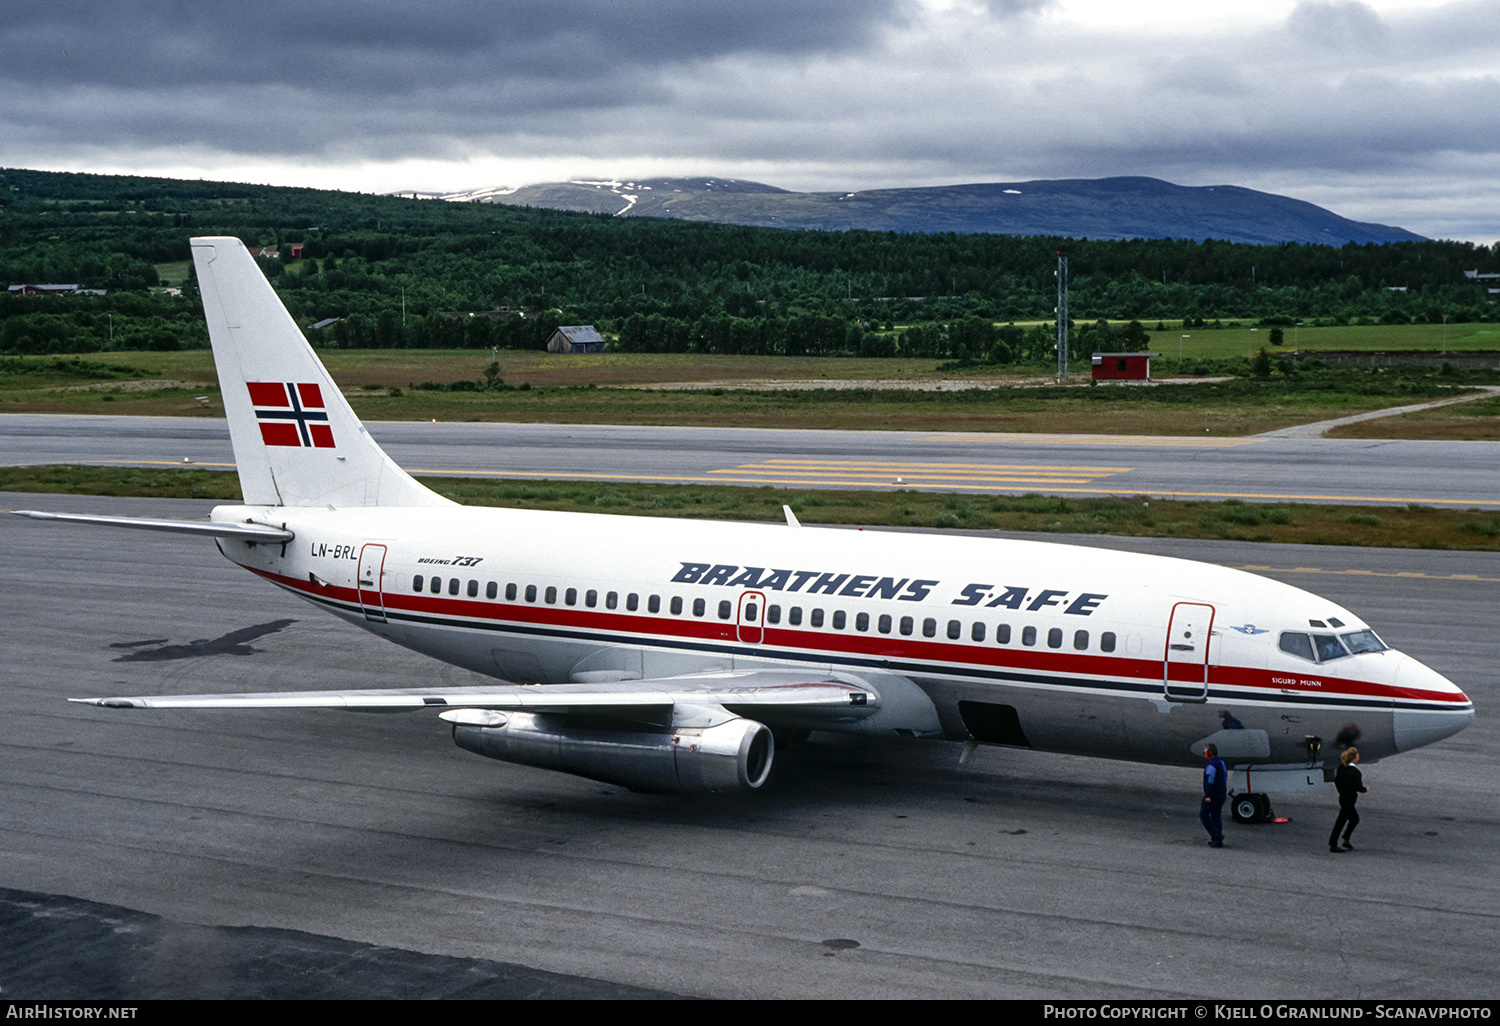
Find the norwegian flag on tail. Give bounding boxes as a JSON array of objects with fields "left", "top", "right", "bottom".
[{"left": 247, "top": 382, "right": 335, "bottom": 448}]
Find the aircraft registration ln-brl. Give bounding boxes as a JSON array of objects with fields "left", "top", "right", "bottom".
[{"left": 15, "top": 238, "right": 1474, "bottom": 815}]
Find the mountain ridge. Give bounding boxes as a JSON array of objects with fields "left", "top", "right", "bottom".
[{"left": 429, "top": 175, "right": 1425, "bottom": 247}]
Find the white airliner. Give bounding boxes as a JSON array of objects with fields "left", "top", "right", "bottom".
[{"left": 15, "top": 237, "right": 1473, "bottom": 813}]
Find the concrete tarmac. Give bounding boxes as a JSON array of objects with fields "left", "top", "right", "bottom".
[
  {"left": 3, "top": 494, "right": 1495, "bottom": 999},
  {"left": 4, "top": 413, "right": 1500, "bottom": 507}
]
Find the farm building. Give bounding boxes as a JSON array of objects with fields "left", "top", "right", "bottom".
[
  {"left": 1091, "top": 352, "right": 1159, "bottom": 381},
  {"left": 7, "top": 284, "right": 80, "bottom": 296},
  {"left": 546, "top": 325, "right": 607, "bottom": 354}
]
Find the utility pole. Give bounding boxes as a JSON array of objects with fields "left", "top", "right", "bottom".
[{"left": 1055, "top": 253, "right": 1069, "bottom": 381}]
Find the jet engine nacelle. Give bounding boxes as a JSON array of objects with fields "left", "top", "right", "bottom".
[{"left": 446, "top": 708, "right": 774, "bottom": 794}]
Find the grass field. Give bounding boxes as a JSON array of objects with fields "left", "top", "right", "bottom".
[
  {"left": 4, "top": 334, "right": 1499, "bottom": 437},
  {"left": 5, "top": 464, "right": 1499, "bottom": 551}
]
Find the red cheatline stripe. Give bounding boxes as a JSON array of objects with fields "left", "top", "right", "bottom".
[{"left": 238, "top": 563, "right": 1467, "bottom": 706}]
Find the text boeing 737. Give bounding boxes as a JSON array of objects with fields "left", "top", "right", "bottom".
[{"left": 14, "top": 237, "right": 1473, "bottom": 809}]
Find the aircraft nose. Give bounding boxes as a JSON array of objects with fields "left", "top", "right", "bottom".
[{"left": 1391, "top": 656, "right": 1474, "bottom": 752}]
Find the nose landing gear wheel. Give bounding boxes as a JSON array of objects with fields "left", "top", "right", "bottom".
[{"left": 1231, "top": 793, "right": 1273, "bottom": 823}]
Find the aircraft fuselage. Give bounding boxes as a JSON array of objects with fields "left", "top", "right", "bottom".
[{"left": 214, "top": 502, "right": 1473, "bottom": 772}]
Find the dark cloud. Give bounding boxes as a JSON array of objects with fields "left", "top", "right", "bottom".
[
  {"left": 0, "top": 1, "right": 907, "bottom": 155},
  {"left": 2, "top": 1, "right": 905, "bottom": 91}
]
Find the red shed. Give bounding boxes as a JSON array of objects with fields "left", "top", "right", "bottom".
[{"left": 1091, "top": 352, "right": 1160, "bottom": 381}]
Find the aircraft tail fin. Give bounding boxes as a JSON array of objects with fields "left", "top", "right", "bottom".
[{"left": 190, "top": 237, "right": 451, "bottom": 509}]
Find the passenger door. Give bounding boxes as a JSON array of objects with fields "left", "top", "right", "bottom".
[
  {"left": 1164, "top": 601, "right": 1214, "bottom": 702},
  {"left": 357, "top": 544, "right": 388, "bottom": 623}
]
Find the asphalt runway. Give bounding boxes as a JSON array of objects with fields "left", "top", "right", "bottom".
[
  {"left": 3, "top": 494, "right": 1495, "bottom": 999},
  {"left": 5, "top": 413, "right": 1500, "bottom": 507}
]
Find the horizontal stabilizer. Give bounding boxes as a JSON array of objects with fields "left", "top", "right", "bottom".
[{"left": 11, "top": 509, "right": 294, "bottom": 542}]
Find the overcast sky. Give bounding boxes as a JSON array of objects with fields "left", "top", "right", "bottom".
[{"left": 4, "top": 0, "right": 1496, "bottom": 243}]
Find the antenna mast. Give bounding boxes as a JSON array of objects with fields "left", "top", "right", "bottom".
[{"left": 1056, "top": 252, "right": 1070, "bottom": 381}]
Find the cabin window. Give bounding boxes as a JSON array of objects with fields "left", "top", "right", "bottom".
[
  {"left": 506, "top": 583, "right": 517, "bottom": 601},
  {"left": 525, "top": 584, "right": 537, "bottom": 602},
  {"left": 832, "top": 610, "right": 846, "bottom": 630},
  {"left": 692, "top": 598, "right": 706, "bottom": 617},
  {"left": 430, "top": 577, "right": 441, "bottom": 594},
  {"left": 1048, "top": 628, "right": 1063, "bottom": 649},
  {"left": 669, "top": 596, "right": 682, "bottom": 615},
  {"left": 1074, "top": 630, "right": 1089, "bottom": 651},
  {"left": 585, "top": 590, "right": 597, "bottom": 608},
  {"left": 789, "top": 607, "right": 803, "bottom": 626},
  {"left": 1022, "top": 626, "right": 1037, "bottom": 646},
  {"left": 743, "top": 602, "right": 758, "bottom": 622},
  {"left": 899, "top": 616, "right": 913, "bottom": 636},
  {"left": 448, "top": 578, "right": 460, "bottom": 596},
  {"left": 644, "top": 594, "right": 656, "bottom": 613},
  {"left": 1101, "top": 631, "right": 1116, "bottom": 652},
  {"left": 467, "top": 580, "right": 479, "bottom": 598},
  {"left": 947, "top": 620, "right": 961, "bottom": 640},
  {"left": 767, "top": 605, "right": 781, "bottom": 624},
  {"left": 855, "top": 612, "right": 869, "bottom": 632},
  {"left": 565, "top": 588, "right": 577, "bottom": 606},
  {"left": 995, "top": 624, "right": 1011, "bottom": 644},
  {"left": 413, "top": 575, "right": 424, "bottom": 593},
  {"left": 718, "top": 600, "right": 732, "bottom": 620},
  {"left": 544, "top": 586, "right": 557, "bottom": 604},
  {"left": 878, "top": 614, "right": 892, "bottom": 634},
  {"left": 811, "top": 609, "right": 825, "bottom": 628},
  {"left": 1279, "top": 632, "right": 1315, "bottom": 661},
  {"left": 606, "top": 591, "right": 617, "bottom": 609},
  {"left": 922, "top": 618, "right": 937, "bottom": 638},
  {"left": 625, "top": 593, "right": 637, "bottom": 611},
  {"left": 486, "top": 582, "right": 497, "bottom": 600},
  {"left": 972, "top": 622, "right": 986, "bottom": 642}
]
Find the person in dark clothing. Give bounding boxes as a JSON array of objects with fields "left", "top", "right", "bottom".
[
  {"left": 1201, "top": 743, "right": 1227, "bottom": 848},
  {"left": 1329, "top": 747, "right": 1368, "bottom": 853}
]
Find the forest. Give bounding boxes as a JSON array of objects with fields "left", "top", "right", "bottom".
[{"left": 2, "top": 166, "right": 1496, "bottom": 360}]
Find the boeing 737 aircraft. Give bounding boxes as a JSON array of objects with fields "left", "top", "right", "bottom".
[{"left": 15, "top": 238, "right": 1473, "bottom": 812}]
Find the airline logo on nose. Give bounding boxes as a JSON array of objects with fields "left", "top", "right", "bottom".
[{"left": 248, "top": 382, "right": 334, "bottom": 448}]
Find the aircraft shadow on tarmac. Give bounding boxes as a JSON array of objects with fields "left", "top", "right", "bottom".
[{"left": 108, "top": 618, "right": 300, "bottom": 661}]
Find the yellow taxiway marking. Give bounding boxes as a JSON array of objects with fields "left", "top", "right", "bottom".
[
  {"left": 1238, "top": 565, "right": 1500, "bottom": 582},
  {"left": 709, "top": 458, "right": 1130, "bottom": 488},
  {"left": 739, "top": 458, "right": 1131, "bottom": 474},
  {"left": 916, "top": 433, "right": 1260, "bottom": 448},
  {"left": 90, "top": 459, "right": 240, "bottom": 468}
]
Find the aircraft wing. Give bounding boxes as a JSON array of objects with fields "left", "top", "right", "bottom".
[{"left": 70, "top": 670, "right": 878, "bottom": 723}]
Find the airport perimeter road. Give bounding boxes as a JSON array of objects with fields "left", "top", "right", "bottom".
[
  {"left": 2, "top": 495, "right": 1495, "bottom": 1000},
  {"left": 3, "top": 413, "right": 1500, "bottom": 507}
]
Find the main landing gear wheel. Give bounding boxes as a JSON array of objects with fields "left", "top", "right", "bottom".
[{"left": 1231, "top": 793, "right": 1274, "bottom": 823}]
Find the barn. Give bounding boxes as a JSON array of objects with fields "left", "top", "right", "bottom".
[{"left": 546, "top": 325, "right": 607, "bottom": 354}]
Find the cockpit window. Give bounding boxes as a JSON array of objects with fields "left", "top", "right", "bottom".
[
  {"left": 1279, "top": 632, "right": 1315, "bottom": 661},
  {"left": 1341, "top": 630, "right": 1387, "bottom": 655},
  {"left": 1281, "top": 630, "right": 1363, "bottom": 663},
  {"left": 1312, "top": 634, "right": 1348, "bottom": 662}
]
